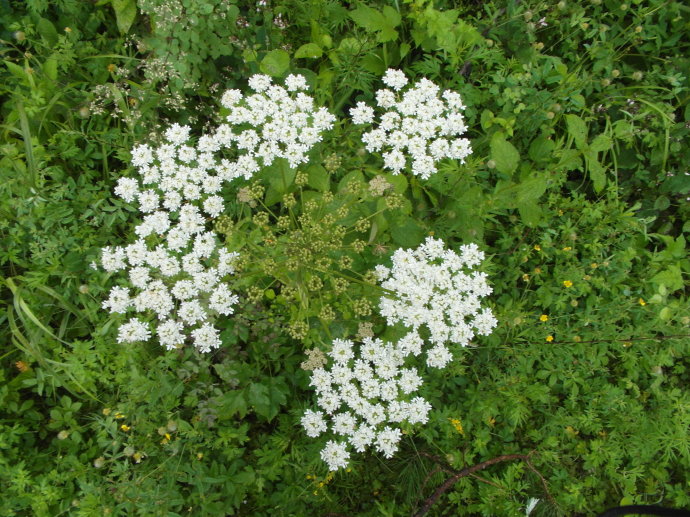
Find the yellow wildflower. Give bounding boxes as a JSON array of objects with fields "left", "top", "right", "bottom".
[
  {"left": 539, "top": 314, "right": 549, "bottom": 322},
  {"left": 563, "top": 280, "right": 573, "bottom": 288}
]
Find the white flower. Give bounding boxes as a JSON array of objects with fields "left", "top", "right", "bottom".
[
  {"left": 178, "top": 300, "right": 207, "bottom": 325},
  {"left": 114, "top": 177, "right": 139, "bottom": 202},
  {"left": 302, "top": 409, "right": 328, "bottom": 438},
  {"left": 117, "top": 318, "right": 150, "bottom": 343},
  {"left": 220, "top": 89, "right": 242, "bottom": 108},
  {"left": 101, "top": 246, "right": 127, "bottom": 272},
  {"left": 284, "top": 74, "right": 308, "bottom": 91},
  {"left": 164, "top": 123, "right": 191, "bottom": 146},
  {"left": 191, "top": 323, "right": 221, "bottom": 353},
  {"left": 382, "top": 69, "right": 408, "bottom": 91},
  {"left": 332, "top": 411, "right": 357, "bottom": 436},
  {"left": 375, "top": 426, "right": 402, "bottom": 458},
  {"left": 157, "top": 319, "right": 185, "bottom": 350},
  {"left": 248, "top": 74, "right": 272, "bottom": 92},
  {"left": 350, "top": 101, "right": 375, "bottom": 124},
  {"left": 209, "top": 284, "right": 238, "bottom": 315},
  {"left": 352, "top": 70, "right": 472, "bottom": 178},
  {"left": 349, "top": 423, "right": 376, "bottom": 452},
  {"left": 320, "top": 440, "right": 350, "bottom": 471},
  {"left": 329, "top": 338, "right": 355, "bottom": 364},
  {"left": 102, "top": 286, "right": 130, "bottom": 313}
]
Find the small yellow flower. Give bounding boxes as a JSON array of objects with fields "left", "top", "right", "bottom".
[
  {"left": 563, "top": 280, "right": 573, "bottom": 288},
  {"left": 638, "top": 298, "right": 646, "bottom": 306},
  {"left": 522, "top": 273, "right": 530, "bottom": 281},
  {"left": 107, "top": 63, "right": 116, "bottom": 73},
  {"left": 533, "top": 244, "right": 541, "bottom": 251},
  {"left": 120, "top": 424, "right": 130, "bottom": 432},
  {"left": 197, "top": 453, "right": 204, "bottom": 460},
  {"left": 64, "top": 27, "right": 72, "bottom": 33},
  {"left": 534, "top": 267, "right": 542, "bottom": 274},
  {"left": 591, "top": 263, "right": 598, "bottom": 269},
  {"left": 562, "top": 246, "right": 572, "bottom": 251},
  {"left": 102, "top": 408, "right": 112, "bottom": 416},
  {"left": 15, "top": 361, "right": 29, "bottom": 372},
  {"left": 546, "top": 335, "right": 554, "bottom": 342},
  {"left": 539, "top": 314, "right": 549, "bottom": 322},
  {"left": 115, "top": 412, "right": 125, "bottom": 419}
]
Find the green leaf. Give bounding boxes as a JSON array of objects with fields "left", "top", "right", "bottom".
[
  {"left": 584, "top": 149, "right": 606, "bottom": 192},
  {"left": 391, "top": 217, "right": 425, "bottom": 247},
  {"left": 490, "top": 132, "right": 520, "bottom": 175},
  {"left": 112, "top": 0, "right": 137, "bottom": 34},
  {"left": 565, "top": 114, "right": 588, "bottom": 149},
  {"left": 651, "top": 265, "right": 684, "bottom": 292},
  {"left": 260, "top": 49, "right": 290, "bottom": 77},
  {"left": 248, "top": 379, "right": 288, "bottom": 421},
  {"left": 307, "top": 164, "right": 330, "bottom": 191},
  {"left": 219, "top": 389, "right": 248, "bottom": 418},
  {"left": 4, "top": 60, "right": 29, "bottom": 84},
  {"left": 528, "top": 134, "right": 555, "bottom": 163},
  {"left": 555, "top": 149, "right": 582, "bottom": 172},
  {"left": 37, "top": 18, "right": 59, "bottom": 46},
  {"left": 590, "top": 134, "right": 612, "bottom": 153},
  {"left": 43, "top": 56, "right": 58, "bottom": 81},
  {"left": 350, "top": 5, "right": 400, "bottom": 43},
  {"left": 294, "top": 43, "right": 323, "bottom": 59}
]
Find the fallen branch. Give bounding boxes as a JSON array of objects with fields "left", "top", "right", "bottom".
[{"left": 412, "top": 451, "right": 558, "bottom": 517}]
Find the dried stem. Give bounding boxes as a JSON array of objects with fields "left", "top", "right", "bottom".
[{"left": 412, "top": 451, "right": 558, "bottom": 517}]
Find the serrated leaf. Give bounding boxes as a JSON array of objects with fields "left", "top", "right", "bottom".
[
  {"left": 651, "top": 265, "right": 684, "bottom": 292},
  {"left": 260, "top": 49, "right": 290, "bottom": 77},
  {"left": 4, "top": 60, "right": 29, "bottom": 83},
  {"left": 490, "top": 132, "right": 520, "bottom": 175},
  {"left": 112, "top": 0, "right": 137, "bottom": 34},
  {"left": 590, "top": 134, "right": 612, "bottom": 153},
  {"left": 350, "top": 5, "right": 400, "bottom": 43},
  {"left": 528, "top": 135, "right": 555, "bottom": 163},
  {"left": 555, "top": 149, "right": 582, "bottom": 172},
  {"left": 294, "top": 43, "right": 322, "bottom": 59},
  {"left": 248, "top": 380, "right": 287, "bottom": 421},
  {"left": 219, "top": 389, "right": 248, "bottom": 418},
  {"left": 565, "top": 114, "right": 588, "bottom": 150}
]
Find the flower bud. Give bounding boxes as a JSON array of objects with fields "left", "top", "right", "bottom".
[
  {"left": 14, "top": 31, "right": 26, "bottom": 42},
  {"left": 57, "top": 430, "right": 70, "bottom": 440},
  {"left": 94, "top": 456, "right": 105, "bottom": 468}
]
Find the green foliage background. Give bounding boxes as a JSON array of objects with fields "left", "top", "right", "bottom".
[{"left": 1, "top": 0, "right": 689, "bottom": 515}]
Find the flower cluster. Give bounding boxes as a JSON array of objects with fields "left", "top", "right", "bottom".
[
  {"left": 375, "top": 236, "right": 497, "bottom": 368},
  {"left": 303, "top": 237, "right": 496, "bottom": 470},
  {"left": 100, "top": 75, "right": 334, "bottom": 351},
  {"left": 302, "top": 337, "right": 431, "bottom": 471},
  {"left": 350, "top": 69, "right": 472, "bottom": 179}
]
